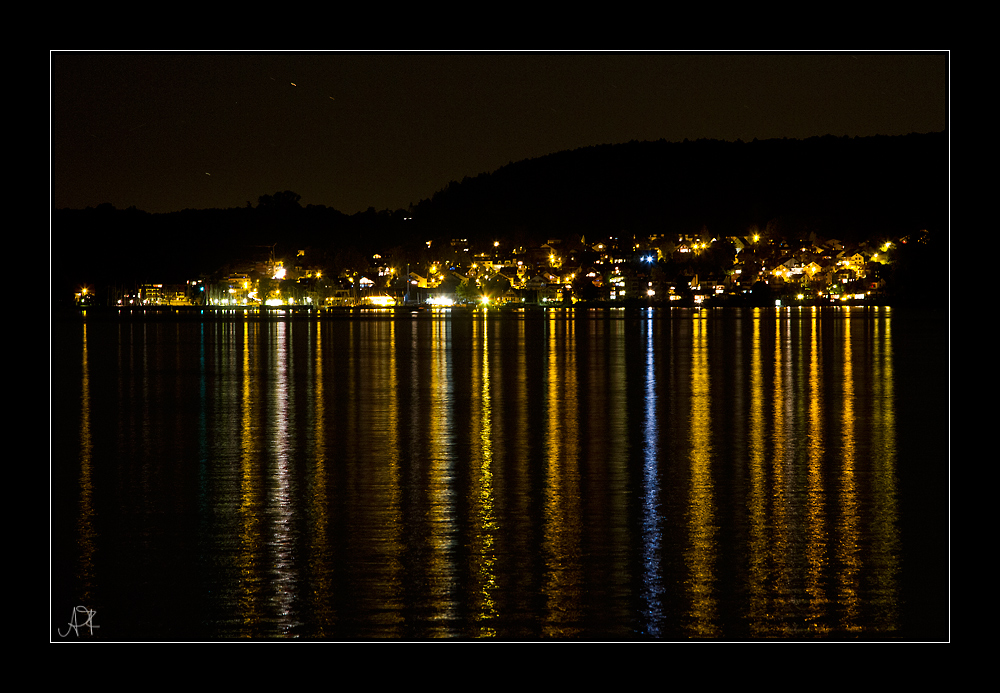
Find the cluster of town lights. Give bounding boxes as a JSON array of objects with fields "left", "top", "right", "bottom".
[{"left": 85, "top": 229, "right": 904, "bottom": 310}]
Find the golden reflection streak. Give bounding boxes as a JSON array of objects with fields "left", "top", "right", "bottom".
[
  {"left": 387, "top": 321, "right": 404, "bottom": 634},
  {"left": 428, "top": 318, "right": 458, "bottom": 636},
  {"left": 510, "top": 315, "right": 531, "bottom": 622},
  {"left": 348, "top": 321, "right": 404, "bottom": 637},
  {"left": 471, "top": 316, "right": 499, "bottom": 636},
  {"left": 871, "top": 310, "right": 900, "bottom": 633},
  {"left": 838, "top": 309, "right": 861, "bottom": 632},
  {"left": 771, "top": 311, "right": 791, "bottom": 635},
  {"left": 685, "top": 311, "right": 718, "bottom": 637},
  {"left": 747, "top": 310, "right": 768, "bottom": 635},
  {"left": 308, "top": 321, "right": 334, "bottom": 634},
  {"left": 238, "top": 320, "right": 263, "bottom": 636},
  {"left": 75, "top": 322, "right": 96, "bottom": 605},
  {"left": 607, "top": 316, "right": 629, "bottom": 620},
  {"left": 805, "top": 308, "right": 831, "bottom": 635},
  {"left": 368, "top": 320, "right": 403, "bottom": 636},
  {"left": 543, "top": 312, "right": 583, "bottom": 637},
  {"left": 564, "top": 318, "right": 583, "bottom": 628}
]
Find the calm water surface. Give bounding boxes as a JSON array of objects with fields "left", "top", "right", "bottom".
[{"left": 50, "top": 306, "right": 949, "bottom": 640}]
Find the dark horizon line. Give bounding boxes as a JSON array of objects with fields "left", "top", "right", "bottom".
[{"left": 53, "top": 129, "right": 949, "bottom": 217}]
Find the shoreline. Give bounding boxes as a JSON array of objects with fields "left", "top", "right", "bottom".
[{"left": 51, "top": 300, "right": 945, "bottom": 322}]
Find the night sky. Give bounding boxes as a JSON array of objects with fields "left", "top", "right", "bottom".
[{"left": 51, "top": 51, "right": 948, "bottom": 216}]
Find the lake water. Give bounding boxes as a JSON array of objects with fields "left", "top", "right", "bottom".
[{"left": 50, "top": 306, "right": 949, "bottom": 641}]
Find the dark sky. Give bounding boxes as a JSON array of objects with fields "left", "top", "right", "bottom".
[{"left": 51, "top": 51, "right": 948, "bottom": 215}]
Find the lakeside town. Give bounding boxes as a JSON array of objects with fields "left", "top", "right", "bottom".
[{"left": 74, "top": 225, "right": 931, "bottom": 311}]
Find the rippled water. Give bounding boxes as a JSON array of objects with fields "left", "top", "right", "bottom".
[{"left": 50, "top": 306, "right": 949, "bottom": 640}]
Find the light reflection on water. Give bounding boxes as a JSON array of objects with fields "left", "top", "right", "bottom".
[{"left": 51, "top": 307, "right": 944, "bottom": 640}]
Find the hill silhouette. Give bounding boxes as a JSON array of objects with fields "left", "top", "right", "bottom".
[
  {"left": 412, "top": 132, "right": 946, "bottom": 246},
  {"left": 52, "top": 131, "right": 947, "bottom": 302}
]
